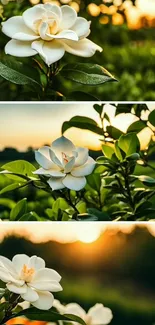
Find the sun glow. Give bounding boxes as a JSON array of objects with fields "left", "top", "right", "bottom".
[{"left": 76, "top": 225, "right": 102, "bottom": 243}]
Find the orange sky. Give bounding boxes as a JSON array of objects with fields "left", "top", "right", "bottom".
[{"left": 0, "top": 223, "right": 155, "bottom": 244}]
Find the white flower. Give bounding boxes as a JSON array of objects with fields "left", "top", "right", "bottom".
[
  {"left": 34, "top": 136, "right": 96, "bottom": 191},
  {"left": 54, "top": 300, "right": 113, "bottom": 325},
  {"left": 2, "top": 3, "right": 102, "bottom": 66},
  {"left": 18, "top": 301, "right": 30, "bottom": 310},
  {"left": 0, "top": 254, "right": 62, "bottom": 310}
]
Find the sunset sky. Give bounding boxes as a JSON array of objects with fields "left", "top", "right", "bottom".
[
  {"left": 0, "top": 223, "right": 154, "bottom": 244},
  {"left": 0, "top": 103, "right": 154, "bottom": 151}
]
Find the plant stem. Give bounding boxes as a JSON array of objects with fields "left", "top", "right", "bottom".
[{"left": 1, "top": 294, "right": 21, "bottom": 325}]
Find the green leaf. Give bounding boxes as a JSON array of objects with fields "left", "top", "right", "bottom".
[
  {"left": 0, "top": 183, "right": 22, "bottom": 195},
  {"left": 0, "top": 57, "right": 41, "bottom": 89},
  {"left": 115, "top": 104, "right": 133, "bottom": 115},
  {"left": 106, "top": 126, "right": 123, "bottom": 139},
  {"left": 67, "top": 91, "right": 99, "bottom": 101},
  {"left": 0, "top": 198, "right": 15, "bottom": 209},
  {"left": 62, "top": 116, "right": 103, "bottom": 136},
  {"left": 87, "top": 208, "right": 110, "bottom": 221},
  {"left": 126, "top": 153, "right": 140, "bottom": 160},
  {"left": 114, "top": 141, "right": 123, "bottom": 161},
  {"left": 0, "top": 302, "right": 9, "bottom": 312},
  {"left": 19, "top": 212, "right": 39, "bottom": 221},
  {"left": 10, "top": 198, "right": 27, "bottom": 221},
  {"left": 86, "top": 174, "right": 101, "bottom": 192},
  {"left": 118, "top": 133, "right": 140, "bottom": 156},
  {"left": 1, "top": 160, "right": 37, "bottom": 181},
  {"left": 127, "top": 120, "right": 146, "bottom": 133},
  {"left": 94, "top": 104, "right": 103, "bottom": 115},
  {"left": 16, "top": 308, "right": 86, "bottom": 325},
  {"left": 102, "top": 144, "right": 115, "bottom": 159},
  {"left": 60, "top": 63, "right": 116, "bottom": 85},
  {"left": 148, "top": 110, "right": 155, "bottom": 126},
  {"left": 77, "top": 213, "right": 98, "bottom": 221},
  {"left": 136, "top": 175, "right": 155, "bottom": 187}
]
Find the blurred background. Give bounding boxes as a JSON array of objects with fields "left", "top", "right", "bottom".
[
  {"left": 0, "top": 0, "right": 155, "bottom": 100},
  {"left": 1, "top": 223, "right": 155, "bottom": 325}
]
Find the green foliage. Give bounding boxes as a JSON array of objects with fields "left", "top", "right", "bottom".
[
  {"left": 16, "top": 307, "right": 86, "bottom": 325},
  {"left": 60, "top": 63, "right": 116, "bottom": 85}
]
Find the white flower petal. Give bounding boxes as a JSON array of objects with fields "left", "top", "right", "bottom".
[
  {"left": 38, "top": 146, "right": 51, "bottom": 160},
  {"left": 21, "top": 286, "right": 39, "bottom": 302},
  {"left": 33, "top": 167, "right": 52, "bottom": 176},
  {"left": 0, "top": 255, "right": 17, "bottom": 277},
  {"left": 13, "top": 32, "right": 40, "bottom": 41},
  {"left": 48, "top": 177, "right": 65, "bottom": 191},
  {"left": 45, "top": 3, "right": 62, "bottom": 21},
  {"left": 71, "top": 157, "right": 96, "bottom": 177},
  {"left": 88, "top": 304, "right": 113, "bottom": 325},
  {"left": 23, "top": 5, "right": 46, "bottom": 32},
  {"left": 33, "top": 268, "right": 61, "bottom": 283},
  {"left": 6, "top": 283, "right": 27, "bottom": 294},
  {"left": 35, "top": 150, "right": 54, "bottom": 169},
  {"left": 51, "top": 136, "right": 75, "bottom": 161},
  {"left": 64, "top": 157, "right": 75, "bottom": 173},
  {"left": 2, "top": 16, "right": 37, "bottom": 39},
  {"left": 31, "top": 280, "right": 62, "bottom": 292},
  {"left": 62, "top": 175, "right": 86, "bottom": 191},
  {"left": 71, "top": 17, "right": 91, "bottom": 39},
  {"left": 62, "top": 38, "right": 102, "bottom": 57},
  {"left": 60, "top": 5, "right": 77, "bottom": 30},
  {"left": 49, "top": 149, "right": 63, "bottom": 168},
  {"left": 0, "top": 268, "right": 15, "bottom": 283},
  {"left": 12, "top": 254, "right": 30, "bottom": 273},
  {"left": 28, "top": 256, "right": 45, "bottom": 271},
  {"left": 5, "top": 39, "right": 37, "bottom": 57},
  {"left": 65, "top": 303, "right": 86, "bottom": 319},
  {"left": 48, "top": 30, "right": 78, "bottom": 41},
  {"left": 53, "top": 299, "right": 66, "bottom": 313},
  {"left": 74, "top": 148, "right": 89, "bottom": 167},
  {"left": 32, "top": 291, "right": 54, "bottom": 310},
  {"left": 31, "top": 40, "right": 65, "bottom": 66}
]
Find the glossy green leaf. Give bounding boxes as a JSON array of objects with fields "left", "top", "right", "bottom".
[
  {"left": 62, "top": 116, "right": 103, "bottom": 136},
  {"left": 106, "top": 126, "right": 123, "bottom": 139},
  {"left": 102, "top": 144, "right": 115, "bottom": 159},
  {"left": 10, "top": 198, "right": 27, "bottom": 221},
  {"left": 87, "top": 174, "right": 101, "bottom": 192},
  {"left": 118, "top": 133, "right": 140, "bottom": 156},
  {"left": 16, "top": 308, "right": 86, "bottom": 325},
  {"left": 60, "top": 63, "right": 116, "bottom": 85},
  {"left": 0, "top": 183, "right": 23, "bottom": 195},
  {"left": 94, "top": 104, "right": 103, "bottom": 115},
  {"left": 87, "top": 208, "right": 110, "bottom": 221},
  {"left": 127, "top": 120, "right": 146, "bottom": 133},
  {"left": 1, "top": 160, "right": 37, "bottom": 180},
  {"left": 148, "top": 110, "right": 155, "bottom": 126},
  {"left": 0, "top": 57, "right": 41, "bottom": 88},
  {"left": 137, "top": 175, "right": 155, "bottom": 187}
]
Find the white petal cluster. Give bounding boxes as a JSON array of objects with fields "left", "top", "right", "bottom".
[
  {"left": 34, "top": 136, "right": 96, "bottom": 191},
  {"left": 2, "top": 3, "right": 102, "bottom": 66},
  {"left": 53, "top": 300, "right": 113, "bottom": 325},
  {"left": 0, "top": 254, "right": 62, "bottom": 310}
]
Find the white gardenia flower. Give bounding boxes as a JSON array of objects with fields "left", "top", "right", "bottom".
[
  {"left": 2, "top": 3, "right": 102, "bottom": 66},
  {"left": 0, "top": 254, "right": 62, "bottom": 310},
  {"left": 34, "top": 136, "right": 96, "bottom": 191},
  {"left": 53, "top": 300, "right": 113, "bottom": 325}
]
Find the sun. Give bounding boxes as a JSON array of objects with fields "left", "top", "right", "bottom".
[{"left": 76, "top": 225, "right": 101, "bottom": 244}]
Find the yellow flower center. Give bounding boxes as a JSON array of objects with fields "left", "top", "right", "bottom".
[
  {"left": 62, "top": 152, "right": 69, "bottom": 165},
  {"left": 20, "top": 264, "right": 35, "bottom": 282}
]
